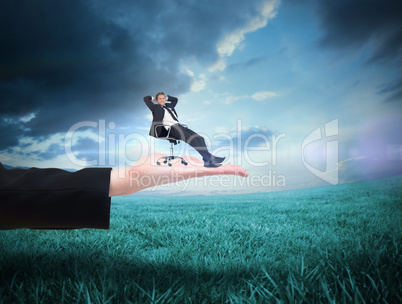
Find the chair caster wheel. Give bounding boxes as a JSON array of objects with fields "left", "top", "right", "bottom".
[
  {"left": 182, "top": 161, "right": 188, "bottom": 166},
  {"left": 168, "top": 163, "right": 172, "bottom": 167},
  {"left": 163, "top": 160, "right": 167, "bottom": 164},
  {"left": 157, "top": 161, "right": 161, "bottom": 166}
]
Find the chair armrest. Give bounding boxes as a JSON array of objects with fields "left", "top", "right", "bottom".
[{"left": 154, "top": 124, "right": 172, "bottom": 139}]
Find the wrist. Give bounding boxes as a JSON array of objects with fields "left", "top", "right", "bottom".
[{"left": 109, "top": 167, "right": 142, "bottom": 197}]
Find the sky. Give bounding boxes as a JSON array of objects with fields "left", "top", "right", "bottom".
[{"left": 0, "top": 0, "right": 401, "bottom": 195}]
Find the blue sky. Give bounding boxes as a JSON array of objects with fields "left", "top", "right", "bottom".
[{"left": 0, "top": 0, "right": 400, "bottom": 195}]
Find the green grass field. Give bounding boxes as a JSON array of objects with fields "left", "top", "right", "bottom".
[{"left": 0, "top": 176, "right": 401, "bottom": 303}]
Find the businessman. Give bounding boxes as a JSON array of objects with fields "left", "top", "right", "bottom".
[
  {"left": 144, "top": 93, "right": 225, "bottom": 167},
  {"left": 0, "top": 153, "right": 248, "bottom": 230}
]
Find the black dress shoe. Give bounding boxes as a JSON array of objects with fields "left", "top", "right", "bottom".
[
  {"left": 204, "top": 160, "right": 222, "bottom": 168},
  {"left": 212, "top": 156, "right": 225, "bottom": 163}
]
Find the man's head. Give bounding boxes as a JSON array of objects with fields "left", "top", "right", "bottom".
[{"left": 155, "top": 92, "right": 166, "bottom": 106}]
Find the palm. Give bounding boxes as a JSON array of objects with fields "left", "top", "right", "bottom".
[
  {"left": 109, "top": 153, "right": 248, "bottom": 196},
  {"left": 137, "top": 153, "right": 248, "bottom": 183}
]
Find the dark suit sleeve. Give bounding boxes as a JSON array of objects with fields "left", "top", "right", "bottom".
[
  {"left": 0, "top": 163, "right": 112, "bottom": 230},
  {"left": 167, "top": 95, "right": 178, "bottom": 108},
  {"left": 143, "top": 95, "right": 155, "bottom": 112}
]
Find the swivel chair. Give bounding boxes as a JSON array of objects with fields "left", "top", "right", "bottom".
[{"left": 154, "top": 125, "right": 188, "bottom": 166}]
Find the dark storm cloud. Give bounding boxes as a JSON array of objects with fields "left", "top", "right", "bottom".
[
  {"left": 0, "top": 0, "right": 267, "bottom": 152},
  {"left": 313, "top": 0, "right": 401, "bottom": 64},
  {"left": 36, "top": 143, "right": 66, "bottom": 160},
  {"left": 0, "top": 119, "right": 23, "bottom": 149},
  {"left": 0, "top": 0, "right": 161, "bottom": 147}
]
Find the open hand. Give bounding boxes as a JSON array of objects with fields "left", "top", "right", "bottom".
[{"left": 109, "top": 153, "right": 248, "bottom": 196}]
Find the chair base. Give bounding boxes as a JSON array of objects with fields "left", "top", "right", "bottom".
[{"left": 156, "top": 155, "right": 188, "bottom": 166}]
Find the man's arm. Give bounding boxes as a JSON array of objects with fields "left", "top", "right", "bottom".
[
  {"left": 143, "top": 95, "right": 155, "bottom": 112},
  {"left": 167, "top": 95, "right": 178, "bottom": 108},
  {"left": 0, "top": 163, "right": 112, "bottom": 230},
  {"left": 0, "top": 154, "right": 248, "bottom": 230}
]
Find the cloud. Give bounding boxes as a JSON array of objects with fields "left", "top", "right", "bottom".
[
  {"left": 251, "top": 91, "right": 278, "bottom": 101},
  {"left": 190, "top": 74, "right": 207, "bottom": 93},
  {"left": 181, "top": 67, "right": 206, "bottom": 92},
  {"left": 214, "top": 125, "right": 276, "bottom": 150},
  {"left": 36, "top": 143, "right": 66, "bottom": 161},
  {"left": 209, "top": 0, "right": 280, "bottom": 71},
  {"left": 213, "top": 91, "right": 278, "bottom": 104},
  {"left": 19, "top": 112, "right": 37, "bottom": 123},
  {"left": 226, "top": 48, "right": 287, "bottom": 72},
  {"left": 0, "top": 117, "right": 26, "bottom": 150},
  {"left": 0, "top": 0, "right": 277, "bottom": 162},
  {"left": 4, "top": 133, "right": 65, "bottom": 160},
  {"left": 214, "top": 93, "right": 249, "bottom": 104},
  {"left": 311, "top": 0, "right": 401, "bottom": 64},
  {"left": 227, "top": 56, "right": 268, "bottom": 72},
  {"left": 216, "top": 0, "right": 279, "bottom": 57},
  {"left": 376, "top": 78, "right": 401, "bottom": 103},
  {"left": 0, "top": 0, "right": 185, "bottom": 142}
]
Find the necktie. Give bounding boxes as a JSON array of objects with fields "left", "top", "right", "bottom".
[{"left": 164, "top": 106, "right": 179, "bottom": 122}]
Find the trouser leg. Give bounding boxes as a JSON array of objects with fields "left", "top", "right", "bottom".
[{"left": 169, "top": 124, "right": 211, "bottom": 162}]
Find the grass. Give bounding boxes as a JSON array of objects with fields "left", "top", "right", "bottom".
[{"left": 0, "top": 175, "right": 401, "bottom": 303}]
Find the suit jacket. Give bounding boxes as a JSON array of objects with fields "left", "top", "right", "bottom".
[
  {"left": 143, "top": 95, "right": 178, "bottom": 138},
  {"left": 0, "top": 163, "right": 112, "bottom": 230}
]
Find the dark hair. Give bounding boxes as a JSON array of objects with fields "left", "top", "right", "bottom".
[{"left": 155, "top": 92, "right": 165, "bottom": 100}]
